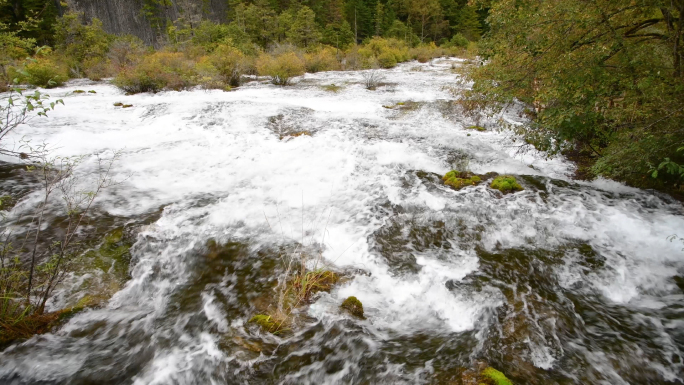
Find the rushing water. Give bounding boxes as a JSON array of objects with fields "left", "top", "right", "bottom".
[{"left": 1, "top": 58, "right": 684, "bottom": 384}]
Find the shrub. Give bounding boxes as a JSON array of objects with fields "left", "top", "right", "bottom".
[
  {"left": 362, "top": 69, "right": 383, "bottom": 90},
  {"left": 113, "top": 52, "right": 197, "bottom": 93},
  {"left": 377, "top": 51, "right": 397, "bottom": 68},
  {"left": 357, "top": 37, "right": 409, "bottom": 69},
  {"left": 54, "top": 13, "right": 113, "bottom": 77},
  {"left": 209, "top": 44, "right": 247, "bottom": 87},
  {"left": 22, "top": 57, "right": 68, "bottom": 88},
  {"left": 450, "top": 33, "right": 469, "bottom": 48},
  {"left": 256, "top": 52, "right": 305, "bottom": 85},
  {"left": 82, "top": 57, "right": 112, "bottom": 81},
  {"left": 303, "top": 47, "right": 340, "bottom": 73},
  {"left": 410, "top": 43, "right": 443, "bottom": 63},
  {"left": 108, "top": 36, "right": 146, "bottom": 70}
]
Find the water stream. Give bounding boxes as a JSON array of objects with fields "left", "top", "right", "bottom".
[{"left": 1, "top": 58, "right": 684, "bottom": 384}]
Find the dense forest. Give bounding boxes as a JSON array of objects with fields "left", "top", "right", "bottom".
[{"left": 0, "top": 0, "right": 486, "bottom": 47}]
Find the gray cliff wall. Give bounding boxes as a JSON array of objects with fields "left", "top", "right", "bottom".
[{"left": 65, "top": 0, "right": 229, "bottom": 46}]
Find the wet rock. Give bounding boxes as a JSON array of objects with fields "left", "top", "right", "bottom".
[{"left": 340, "top": 296, "right": 364, "bottom": 319}]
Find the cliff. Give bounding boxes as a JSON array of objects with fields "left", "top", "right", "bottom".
[{"left": 64, "top": 0, "right": 229, "bottom": 46}]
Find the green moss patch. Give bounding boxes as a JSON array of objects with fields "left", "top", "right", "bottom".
[
  {"left": 340, "top": 296, "right": 365, "bottom": 319},
  {"left": 249, "top": 314, "right": 278, "bottom": 332},
  {"left": 467, "top": 125, "right": 487, "bottom": 132},
  {"left": 113, "top": 102, "right": 123, "bottom": 106},
  {"left": 72, "top": 90, "right": 86, "bottom": 94},
  {"left": 322, "top": 84, "right": 342, "bottom": 92},
  {"left": 442, "top": 170, "right": 482, "bottom": 190},
  {"left": 490, "top": 175, "right": 524, "bottom": 194},
  {"left": 88, "top": 90, "right": 97, "bottom": 94},
  {"left": 480, "top": 367, "right": 513, "bottom": 385}
]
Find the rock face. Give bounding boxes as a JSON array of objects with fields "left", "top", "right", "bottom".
[{"left": 65, "top": 0, "right": 229, "bottom": 46}]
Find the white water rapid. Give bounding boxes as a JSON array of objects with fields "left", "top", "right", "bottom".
[{"left": 1, "top": 58, "right": 684, "bottom": 384}]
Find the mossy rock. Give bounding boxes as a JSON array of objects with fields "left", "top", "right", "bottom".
[
  {"left": 340, "top": 296, "right": 365, "bottom": 319},
  {"left": 249, "top": 314, "right": 277, "bottom": 332},
  {"left": 122, "top": 104, "right": 133, "bottom": 108},
  {"left": 480, "top": 367, "right": 513, "bottom": 385},
  {"left": 113, "top": 102, "right": 123, "bottom": 107},
  {"left": 442, "top": 170, "right": 482, "bottom": 191},
  {"left": 249, "top": 314, "right": 287, "bottom": 334},
  {"left": 88, "top": 90, "right": 97, "bottom": 94},
  {"left": 467, "top": 125, "right": 487, "bottom": 132},
  {"left": 87, "top": 228, "right": 131, "bottom": 279},
  {"left": 322, "top": 84, "right": 342, "bottom": 92},
  {"left": 490, "top": 175, "right": 524, "bottom": 194},
  {"left": 72, "top": 90, "right": 86, "bottom": 94}
]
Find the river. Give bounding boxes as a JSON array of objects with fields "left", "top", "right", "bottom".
[{"left": 1, "top": 58, "right": 683, "bottom": 384}]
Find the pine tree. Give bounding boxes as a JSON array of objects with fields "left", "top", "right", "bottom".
[
  {"left": 457, "top": 5, "right": 481, "bottom": 41},
  {"left": 287, "top": 6, "right": 321, "bottom": 47}
]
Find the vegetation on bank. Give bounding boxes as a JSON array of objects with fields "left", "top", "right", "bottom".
[
  {"left": 1, "top": 0, "right": 482, "bottom": 93},
  {"left": 468, "top": 0, "right": 684, "bottom": 194}
]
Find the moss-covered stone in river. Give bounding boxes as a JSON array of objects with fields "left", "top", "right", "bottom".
[
  {"left": 442, "top": 170, "right": 482, "bottom": 190},
  {"left": 340, "top": 296, "right": 365, "bottom": 318},
  {"left": 249, "top": 314, "right": 277, "bottom": 332},
  {"left": 466, "top": 125, "right": 487, "bottom": 132},
  {"left": 490, "top": 175, "right": 524, "bottom": 194},
  {"left": 89, "top": 228, "right": 132, "bottom": 279},
  {"left": 480, "top": 367, "right": 513, "bottom": 385}
]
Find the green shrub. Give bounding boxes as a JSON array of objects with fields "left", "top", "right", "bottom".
[
  {"left": 358, "top": 37, "right": 410, "bottom": 68},
  {"left": 256, "top": 52, "right": 305, "bottom": 85},
  {"left": 54, "top": 13, "right": 113, "bottom": 78},
  {"left": 22, "top": 57, "right": 68, "bottom": 88},
  {"left": 304, "top": 47, "right": 340, "bottom": 73},
  {"left": 410, "top": 43, "right": 443, "bottom": 63},
  {"left": 209, "top": 44, "right": 247, "bottom": 86},
  {"left": 377, "top": 51, "right": 397, "bottom": 68},
  {"left": 450, "top": 33, "right": 469, "bottom": 48},
  {"left": 113, "top": 52, "right": 197, "bottom": 93}
]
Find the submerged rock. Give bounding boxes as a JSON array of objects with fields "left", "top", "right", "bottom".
[
  {"left": 490, "top": 175, "right": 524, "bottom": 194},
  {"left": 340, "top": 296, "right": 365, "bottom": 319}
]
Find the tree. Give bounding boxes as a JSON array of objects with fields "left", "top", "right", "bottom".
[
  {"left": 470, "top": 0, "right": 684, "bottom": 191},
  {"left": 321, "top": 20, "right": 355, "bottom": 49},
  {"left": 405, "top": 0, "right": 442, "bottom": 43},
  {"left": 456, "top": 5, "right": 480, "bottom": 41},
  {"left": 243, "top": 1, "right": 277, "bottom": 47},
  {"left": 288, "top": 6, "right": 321, "bottom": 47}
]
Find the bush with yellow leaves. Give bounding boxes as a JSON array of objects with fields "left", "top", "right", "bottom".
[
  {"left": 256, "top": 52, "right": 305, "bottom": 85},
  {"left": 113, "top": 51, "right": 197, "bottom": 93}
]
